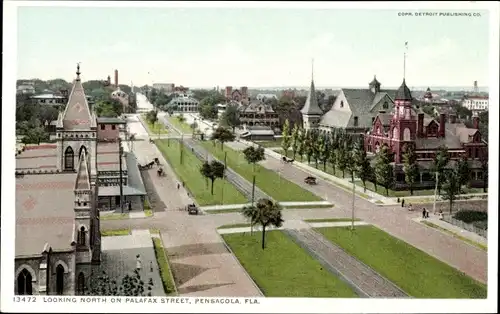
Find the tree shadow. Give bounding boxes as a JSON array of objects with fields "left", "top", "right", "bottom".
[
  {"left": 178, "top": 282, "right": 235, "bottom": 295},
  {"left": 170, "top": 262, "right": 211, "bottom": 286},
  {"left": 140, "top": 170, "right": 167, "bottom": 212},
  {"left": 167, "top": 242, "right": 229, "bottom": 259}
]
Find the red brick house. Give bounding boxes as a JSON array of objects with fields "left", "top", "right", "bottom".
[{"left": 364, "top": 79, "right": 487, "bottom": 189}]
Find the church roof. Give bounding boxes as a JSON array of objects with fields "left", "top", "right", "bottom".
[
  {"left": 60, "top": 64, "right": 93, "bottom": 130},
  {"left": 300, "top": 79, "right": 323, "bottom": 115},
  {"left": 395, "top": 79, "right": 413, "bottom": 101}
]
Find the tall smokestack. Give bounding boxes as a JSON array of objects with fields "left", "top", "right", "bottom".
[{"left": 114, "top": 69, "right": 118, "bottom": 88}]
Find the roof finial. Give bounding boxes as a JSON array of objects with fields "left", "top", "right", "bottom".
[{"left": 76, "top": 62, "right": 81, "bottom": 80}]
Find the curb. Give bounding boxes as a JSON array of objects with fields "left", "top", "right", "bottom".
[
  {"left": 216, "top": 231, "right": 265, "bottom": 297},
  {"left": 154, "top": 231, "right": 179, "bottom": 296}
]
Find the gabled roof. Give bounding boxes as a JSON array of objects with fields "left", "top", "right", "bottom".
[
  {"left": 60, "top": 65, "right": 93, "bottom": 130},
  {"left": 300, "top": 79, "right": 323, "bottom": 115},
  {"left": 75, "top": 149, "right": 91, "bottom": 191}
]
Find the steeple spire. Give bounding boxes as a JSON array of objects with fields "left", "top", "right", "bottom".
[
  {"left": 311, "top": 58, "right": 314, "bottom": 81},
  {"left": 403, "top": 42, "right": 408, "bottom": 80}
]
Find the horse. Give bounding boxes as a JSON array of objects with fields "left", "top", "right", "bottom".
[
  {"left": 147, "top": 161, "right": 155, "bottom": 169},
  {"left": 154, "top": 157, "right": 160, "bottom": 166},
  {"left": 157, "top": 168, "right": 164, "bottom": 177}
]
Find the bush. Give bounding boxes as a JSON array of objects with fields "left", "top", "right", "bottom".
[
  {"left": 453, "top": 210, "right": 487, "bottom": 224},
  {"left": 472, "top": 220, "right": 488, "bottom": 230}
]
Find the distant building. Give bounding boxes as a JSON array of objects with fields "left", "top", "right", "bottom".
[
  {"left": 282, "top": 89, "right": 296, "bottom": 99},
  {"left": 239, "top": 125, "right": 275, "bottom": 141},
  {"left": 153, "top": 83, "right": 175, "bottom": 93},
  {"left": 256, "top": 93, "right": 277, "bottom": 101},
  {"left": 237, "top": 100, "right": 279, "bottom": 128},
  {"left": 225, "top": 86, "right": 249, "bottom": 102},
  {"left": 17, "top": 82, "right": 36, "bottom": 95},
  {"left": 168, "top": 95, "right": 199, "bottom": 112},
  {"left": 364, "top": 79, "right": 488, "bottom": 189},
  {"left": 30, "top": 94, "right": 66, "bottom": 106},
  {"left": 462, "top": 96, "right": 489, "bottom": 113},
  {"left": 111, "top": 87, "right": 130, "bottom": 113}
]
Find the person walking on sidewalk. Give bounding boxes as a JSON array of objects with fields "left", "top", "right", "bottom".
[
  {"left": 401, "top": 198, "right": 405, "bottom": 208},
  {"left": 422, "top": 208, "right": 427, "bottom": 219}
]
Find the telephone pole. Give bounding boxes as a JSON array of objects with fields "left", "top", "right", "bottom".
[{"left": 118, "top": 138, "right": 124, "bottom": 213}]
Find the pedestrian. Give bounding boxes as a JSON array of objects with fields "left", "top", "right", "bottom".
[
  {"left": 408, "top": 204, "right": 412, "bottom": 211},
  {"left": 422, "top": 208, "right": 426, "bottom": 219},
  {"left": 425, "top": 209, "right": 430, "bottom": 219},
  {"left": 187, "top": 192, "right": 190, "bottom": 197},
  {"left": 182, "top": 181, "right": 185, "bottom": 187},
  {"left": 401, "top": 198, "right": 405, "bottom": 208},
  {"left": 177, "top": 183, "right": 180, "bottom": 189},
  {"left": 128, "top": 201, "right": 132, "bottom": 212}
]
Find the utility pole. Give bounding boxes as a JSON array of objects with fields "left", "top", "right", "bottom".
[
  {"left": 433, "top": 172, "right": 439, "bottom": 213},
  {"left": 224, "top": 151, "right": 227, "bottom": 169},
  {"left": 180, "top": 134, "right": 184, "bottom": 165},
  {"left": 118, "top": 138, "right": 124, "bottom": 214},
  {"left": 351, "top": 175, "right": 356, "bottom": 230},
  {"left": 251, "top": 175, "right": 256, "bottom": 206}
]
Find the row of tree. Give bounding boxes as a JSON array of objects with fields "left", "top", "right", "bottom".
[{"left": 279, "top": 120, "right": 488, "bottom": 212}]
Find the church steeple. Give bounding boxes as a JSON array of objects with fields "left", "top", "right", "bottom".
[
  {"left": 300, "top": 59, "right": 323, "bottom": 116},
  {"left": 59, "top": 64, "right": 93, "bottom": 130},
  {"left": 369, "top": 75, "right": 381, "bottom": 93}
]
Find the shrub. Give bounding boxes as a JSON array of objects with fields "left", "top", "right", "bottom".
[
  {"left": 453, "top": 210, "right": 487, "bottom": 224},
  {"left": 472, "top": 220, "right": 488, "bottom": 230}
]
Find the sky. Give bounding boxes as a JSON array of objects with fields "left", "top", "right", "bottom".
[{"left": 16, "top": 4, "right": 491, "bottom": 89}]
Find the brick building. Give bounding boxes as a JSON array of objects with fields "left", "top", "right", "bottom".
[{"left": 364, "top": 79, "right": 488, "bottom": 189}]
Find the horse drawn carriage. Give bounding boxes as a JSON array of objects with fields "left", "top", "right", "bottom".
[
  {"left": 304, "top": 176, "right": 317, "bottom": 185},
  {"left": 187, "top": 204, "right": 199, "bottom": 215}
]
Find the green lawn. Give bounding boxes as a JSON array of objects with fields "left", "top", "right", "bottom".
[
  {"left": 207, "top": 208, "right": 243, "bottom": 214},
  {"left": 316, "top": 225, "right": 487, "bottom": 298},
  {"left": 145, "top": 209, "right": 153, "bottom": 217},
  {"left": 283, "top": 204, "right": 333, "bottom": 210},
  {"left": 101, "top": 213, "right": 129, "bottom": 221},
  {"left": 305, "top": 218, "right": 361, "bottom": 223},
  {"left": 101, "top": 229, "right": 131, "bottom": 236},
  {"left": 200, "top": 141, "right": 321, "bottom": 202},
  {"left": 152, "top": 238, "right": 177, "bottom": 295},
  {"left": 218, "top": 223, "right": 252, "bottom": 229},
  {"left": 149, "top": 228, "right": 160, "bottom": 234},
  {"left": 142, "top": 115, "right": 168, "bottom": 135},
  {"left": 156, "top": 139, "right": 247, "bottom": 206},
  {"left": 421, "top": 221, "right": 487, "bottom": 251},
  {"left": 223, "top": 231, "right": 357, "bottom": 297},
  {"left": 167, "top": 116, "right": 193, "bottom": 134}
]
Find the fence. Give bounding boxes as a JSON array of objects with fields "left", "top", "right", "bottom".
[{"left": 442, "top": 215, "right": 488, "bottom": 239}]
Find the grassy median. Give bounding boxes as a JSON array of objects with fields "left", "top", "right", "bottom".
[
  {"left": 152, "top": 238, "right": 177, "bottom": 295},
  {"left": 156, "top": 139, "right": 247, "bottom": 205},
  {"left": 223, "top": 231, "right": 357, "bottom": 297},
  {"left": 200, "top": 141, "right": 321, "bottom": 202},
  {"left": 167, "top": 116, "right": 193, "bottom": 134},
  {"left": 316, "top": 225, "right": 487, "bottom": 298}
]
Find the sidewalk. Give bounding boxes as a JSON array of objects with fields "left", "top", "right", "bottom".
[{"left": 413, "top": 216, "right": 487, "bottom": 246}]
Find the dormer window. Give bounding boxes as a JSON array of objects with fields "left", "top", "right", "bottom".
[
  {"left": 353, "top": 116, "right": 359, "bottom": 127},
  {"left": 111, "top": 125, "right": 116, "bottom": 130},
  {"left": 383, "top": 102, "right": 389, "bottom": 109},
  {"left": 340, "top": 101, "right": 344, "bottom": 108},
  {"left": 100, "top": 124, "right": 105, "bottom": 130}
]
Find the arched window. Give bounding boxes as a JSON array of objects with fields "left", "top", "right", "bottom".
[
  {"left": 56, "top": 265, "right": 64, "bottom": 295},
  {"left": 78, "top": 226, "right": 86, "bottom": 245},
  {"left": 340, "top": 101, "right": 344, "bottom": 108},
  {"left": 77, "top": 273, "right": 85, "bottom": 295},
  {"left": 79, "top": 146, "right": 87, "bottom": 160},
  {"left": 392, "top": 127, "right": 398, "bottom": 139},
  {"left": 17, "top": 269, "right": 33, "bottom": 295},
  {"left": 403, "top": 128, "right": 411, "bottom": 141},
  {"left": 64, "top": 147, "right": 74, "bottom": 170}
]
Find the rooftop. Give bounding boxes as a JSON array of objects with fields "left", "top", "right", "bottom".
[
  {"left": 16, "top": 173, "right": 77, "bottom": 257},
  {"left": 97, "top": 117, "right": 127, "bottom": 124},
  {"left": 16, "top": 145, "right": 58, "bottom": 172},
  {"left": 97, "top": 142, "right": 128, "bottom": 172}
]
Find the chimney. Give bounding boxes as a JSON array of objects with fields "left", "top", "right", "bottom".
[
  {"left": 449, "top": 114, "right": 457, "bottom": 124},
  {"left": 241, "top": 86, "right": 248, "bottom": 99},
  {"left": 225, "top": 86, "right": 232, "bottom": 99},
  {"left": 114, "top": 69, "right": 119, "bottom": 87},
  {"left": 473, "top": 115, "right": 479, "bottom": 129},
  {"left": 417, "top": 113, "right": 424, "bottom": 137},
  {"left": 439, "top": 113, "right": 446, "bottom": 137}
]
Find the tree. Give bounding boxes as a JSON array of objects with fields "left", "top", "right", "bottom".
[
  {"left": 200, "top": 160, "right": 225, "bottom": 195},
  {"left": 211, "top": 126, "right": 235, "bottom": 150},
  {"left": 242, "top": 146, "right": 266, "bottom": 204},
  {"left": 22, "top": 126, "right": 49, "bottom": 145},
  {"left": 456, "top": 155, "right": 470, "bottom": 189},
  {"left": 86, "top": 269, "right": 154, "bottom": 296},
  {"left": 199, "top": 92, "right": 226, "bottom": 120},
  {"left": 220, "top": 104, "right": 240, "bottom": 133},
  {"left": 281, "top": 119, "right": 292, "bottom": 157},
  {"left": 441, "top": 169, "right": 461, "bottom": 214},
  {"left": 296, "top": 128, "right": 306, "bottom": 161},
  {"left": 402, "top": 144, "right": 419, "bottom": 195},
  {"left": 455, "top": 105, "right": 473, "bottom": 120},
  {"left": 353, "top": 141, "right": 371, "bottom": 192},
  {"left": 374, "top": 145, "right": 394, "bottom": 196},
  {"left": 479, "top": 155, "right": 488, "bottom": 193},
  {"left": 290, "top": 123, "right": 300, "bottom": 159},
  {"left": 304, "top": 130, "right": 314, "bottom": 164},
  {"left": 432, "top": 145, "right": 450, "bottom": 194},
  {"left": 146, "top": 110, "right": 158, "bottom": 124},
  {"left": 241, "top": 198, "right": 284, "bottom": 250},
  {"left": 190, "top": 122, "right": 198, "bottom": 134},
  {"left": 478, "top": 111, "right": 488, "bottom": 142},
  {"left": 311, "top": 131, "right": 321, "bottom": 168},
  {"left": 318, "top": 133, "right": 329, "bottom": 171},
  {"left": 177, "top": 114, "right": 186, "bottom": 123},
  {"left": 335, "top": 148, "right": 349, "bottom": 178}
]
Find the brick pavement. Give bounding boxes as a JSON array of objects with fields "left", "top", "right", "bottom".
[{"left": 257, "top": 155, "right": 488, "bottom": 284}]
